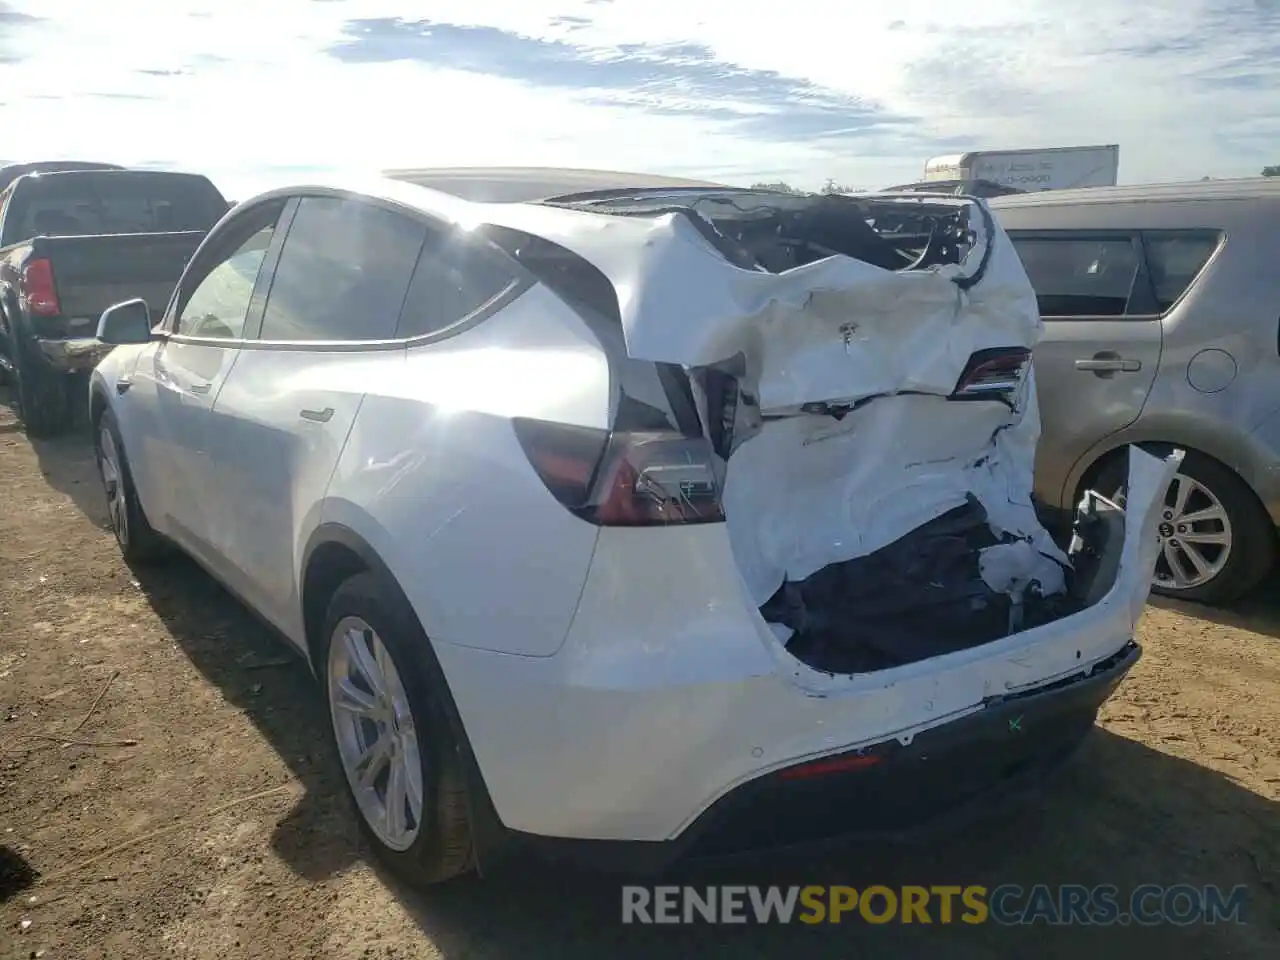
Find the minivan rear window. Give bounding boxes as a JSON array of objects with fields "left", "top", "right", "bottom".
[
  {"left": 1142, "top": 231, "right": 1220, "bottom": 312},
  {"left": 1009, "top": 236, "right": 1140, "bottom": 317}
]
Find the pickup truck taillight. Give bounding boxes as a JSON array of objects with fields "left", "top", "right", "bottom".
[
  {"left": 21, "top": 258, "right": 60, "bottom": 317},
  {"left": 514, "top": 418, "right": 725, "bottom": 526}
]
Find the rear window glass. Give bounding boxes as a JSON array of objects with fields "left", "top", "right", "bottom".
[
  {"left": 396, "top": 226, "right": 522, "bottom": 339},
  {"left": 1009, "top": 236, "right": 1140, "bottom": 317},
  {"left": 5, "top": 173, "right": 226, "bottom": 243},
  {"left": 1142, "top": 231, "right": 1220, "bottom": 311}
]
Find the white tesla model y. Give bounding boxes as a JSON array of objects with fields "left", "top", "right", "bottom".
[{"left": 89, "top": 170, "right": 1176, "bottom": 885}]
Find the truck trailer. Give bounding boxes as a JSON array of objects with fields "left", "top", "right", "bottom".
[{"left": 923, "top": 145, "right": 1120, "bottom": 192}]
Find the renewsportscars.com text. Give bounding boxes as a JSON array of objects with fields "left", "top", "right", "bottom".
[{"left": 621, "top": 884, "right": 1249, "bottom": 926}]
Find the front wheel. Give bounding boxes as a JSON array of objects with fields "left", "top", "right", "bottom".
[
  {"left": 94, "top": 410, "right": 167, "bottom": 563},
  {"left": 1101, "top": 449, "right": 1275, "bottom": 605},
  {"left": 321, "top": 572, "right": 475, "bottom": 886}
]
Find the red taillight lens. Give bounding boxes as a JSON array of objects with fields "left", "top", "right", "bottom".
[
  {"left": 949, "top": 346, "right": 1031, "bottom": 406},
  {"left": 21, "top": 257, "right": 60, "bottom": 316},
  {"left": 514, "top": 418, "right": 725, "bottom": 527}
]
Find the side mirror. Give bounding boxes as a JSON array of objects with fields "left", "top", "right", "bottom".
[{"left": 96, "top": 298, "right": 153, "bottom": 345}]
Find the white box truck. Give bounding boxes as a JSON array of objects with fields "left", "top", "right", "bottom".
[{"left": 923, "top": 145, "right": 1120, "bottom": 192}]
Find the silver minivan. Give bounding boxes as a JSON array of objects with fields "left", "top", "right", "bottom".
[{"left": 991, "top": 178, "right": 1280, "bottom": 604}]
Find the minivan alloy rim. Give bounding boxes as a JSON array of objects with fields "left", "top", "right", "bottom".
[
  {"left": 327, "top": 616, "right": 424, "bottom": 851},
  {"left": 98, "top": 427, "right": 127, "bottom": 544},
  {"left": 1153, "top": 472, "right": 1232, "bottom": 591}
]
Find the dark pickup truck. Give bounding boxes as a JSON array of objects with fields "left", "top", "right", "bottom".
[
  {"left": 0, "top": 160, "right": 124, "bottom": 193},
  {"left": 0, "top": 168, "right": 229, "bottom": 435}
]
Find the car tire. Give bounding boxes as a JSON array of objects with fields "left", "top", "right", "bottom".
[
  {"left": 320, "top": 572, "right": 476, "bottom": 886},
  {"left": 1100, "top": 447, "right": 1275, "bottom": 605},
  {"left": 12, "top": 345, "right": 70, "bottom": 438},
  {"left": 93, "top": 409, "right": 167, "bottom": 564}
]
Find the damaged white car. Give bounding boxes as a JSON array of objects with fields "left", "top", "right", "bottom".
[{"left": 88, "top": 172, "right": 1178, "bottom": 885}]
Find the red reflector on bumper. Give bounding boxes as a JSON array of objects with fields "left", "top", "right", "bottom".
[{"left": 777, "top": 753, "right": 882, "bottom": 781}]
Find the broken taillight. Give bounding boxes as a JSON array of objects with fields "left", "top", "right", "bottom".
[
  {"left": 513, "top": 418, "right": 725, "bottom": 526},
  {"left": 949, "top": 346, "right": 1031, "bottom": 406},
  {"left": 21, "top": 257, "right": 60, "bottom": 317}
]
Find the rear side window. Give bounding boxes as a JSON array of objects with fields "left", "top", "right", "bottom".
[
  {"left": 257, "top": 196, "right": 426, "bottom": 342},
  {"left": 1141, "top": 231, "right": 1220, "bottom": 312},
  {"left": 395, "top": 227, "right": 522, "bottom": 338},
  {"left": 1010, "top": 236, "right": 1140, "bottom": 317}
]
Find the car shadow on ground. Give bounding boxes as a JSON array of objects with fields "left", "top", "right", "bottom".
[
  {"left": 7, "top": 383, "right": 113, "bottom": 530},
  {"left": 125, "top": 553, "right": 361, "bottom": 885},
  {"left": 1151, "top": 583, "right": 1280, "bottom": 641},
  {"left": 7, "top": 388, "right": 1277, "bottom": 957}
]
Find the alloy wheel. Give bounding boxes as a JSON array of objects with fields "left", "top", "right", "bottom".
[
  {"left": 1153, "top": 472, "right": 1232, "bottom": 591},
  {"left": 97, "top": 426, "right": 128, "bottom": 546},
  {"left": 327, "top": 616, "right": 425, "bottom": 852}
]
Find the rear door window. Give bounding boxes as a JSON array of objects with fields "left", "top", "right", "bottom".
[
  {"left": 1141, "top": 231, "right": 1220, "bottom": 312},
  {"left": 1009, "top": 235, "right": 1141, "bottom": 317},
  {"left": 257, "top": 196, "right": 426, "bottom": 342}
]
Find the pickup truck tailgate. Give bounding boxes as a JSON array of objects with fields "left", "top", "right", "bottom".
[{"left": 39, "top": 230, "right": 206, "bottom": 330}]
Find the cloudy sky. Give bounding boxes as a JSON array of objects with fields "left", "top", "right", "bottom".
[{"left": 0, "top": 0, "right": 1276, "bottom": 198}]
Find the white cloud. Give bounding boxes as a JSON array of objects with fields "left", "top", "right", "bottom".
[{"left": 0, "top": 0, "right": 1276, "bottom": 199}]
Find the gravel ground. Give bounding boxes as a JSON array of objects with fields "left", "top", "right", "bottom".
[{"left": 0, "top": 396, "right": 1276, "bottom": 959}]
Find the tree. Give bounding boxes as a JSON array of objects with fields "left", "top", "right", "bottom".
[
  {"left": 1262, "top": 165, "right": 1280, "bottom": 177},
  {"left": 820, "top": 178, "right": 865, "bottom": 195},
  {"left": 750, "top": 180, "right": 802, "bottom": 194}
]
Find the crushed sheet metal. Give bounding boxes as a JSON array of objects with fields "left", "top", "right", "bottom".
[
  {"left": 444, "top": 192, "right": 1034, "bottom": 414},
  {"left": 364, "top": 178, "right": 1148, "bottom": 613},
  {"left": 724, "top": 373, "right": 1065, "bottom": 605},
  {"left": 454, "top": 192, "right": 1057, "bottom": 606}
]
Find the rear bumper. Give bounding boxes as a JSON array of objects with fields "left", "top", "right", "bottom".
[
  {"left": 433, "top": 447, "right": 1176, "bottom": 846},
  {"left": 35, "top": 337, "right": 113, "bottom": 373},
  {"left": 513, "top": 640, "right": 1138, "bottom": 872}
]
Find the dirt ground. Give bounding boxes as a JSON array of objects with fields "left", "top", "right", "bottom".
[{"left": 0, "top": 394, "right": 1276, "bottom": 960}]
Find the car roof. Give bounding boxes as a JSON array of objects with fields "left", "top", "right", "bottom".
[
  {"left": 237, "top": 169, "right": 745, "bottom": 234},
  {"left": 989, "top": 177, "right": 1280, "bottom": 209},
  {"left": 380, "top": 166, "right": 725, "bottom": 203}
]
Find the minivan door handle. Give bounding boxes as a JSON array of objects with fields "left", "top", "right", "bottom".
[
  {"left": 1075, "top": 354, "right": 1142, "bottom": 375},
  {"left": 299, "top": 407, "right": 334, "bottom": 423},
  {"left": 189, "top": 382, "right": 212, "bottom": 395}
]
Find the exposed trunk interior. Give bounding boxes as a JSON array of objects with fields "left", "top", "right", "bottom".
[
  {"left": 758, "top": 489, "right": 1125, "bottom": 675},
  {"left": 490, "top": 188, "right": 1122, "bottom": 677},
  {"left": 543, "top": 186, "right": 982, "bottom": 275}
]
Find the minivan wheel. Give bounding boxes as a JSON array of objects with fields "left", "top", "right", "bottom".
[
  {"left": 321, "top": 572, "right": 475, "bottom": 885},
  {"left": 1100, "top": 449, "right": 1275, "bottom": 605}
]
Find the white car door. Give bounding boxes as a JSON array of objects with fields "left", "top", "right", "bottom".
[
  {"left": 143, "top": 200, "right": 287, "bottom": 565},
  {"left": 123, "top": 200, "right": 287, "bottom": 555},
  {"left": 201, "top": 194, "right": 427, "bottom": 641}
]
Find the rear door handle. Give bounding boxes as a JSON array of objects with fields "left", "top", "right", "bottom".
[
  {"left": 189, "top": 382, "right": 212, "bottom": 395},
  {"left": 299, "top": 407, "right": 334, "bottom": 423},
  {"left": 1075, "top": 357, "right": 1141, "bottom": 373}
]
